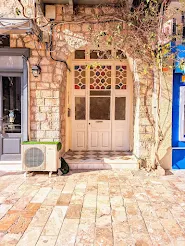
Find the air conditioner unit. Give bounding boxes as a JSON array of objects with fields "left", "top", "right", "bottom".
[{"left": 22, "top": 142, "right": 61, "bottom": 173}]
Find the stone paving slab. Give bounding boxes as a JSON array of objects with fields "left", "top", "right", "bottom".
[{"left": 0, "top": 170, "right": 185, "bottom": 245}]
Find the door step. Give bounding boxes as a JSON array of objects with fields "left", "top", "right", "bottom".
[
  {"left": 64, "top": 152, "right": 139, "bottom": 170},
  {"left": 0, "top": 161, "right": 22, "bottom": 171}
]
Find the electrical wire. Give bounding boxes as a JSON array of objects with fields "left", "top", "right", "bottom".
[{"left": 49, "top": 24, "right": 70, "bottom": 71}]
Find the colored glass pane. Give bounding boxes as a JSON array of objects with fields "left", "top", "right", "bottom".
[
  {"left": 115, "top": 65, "right": 127, "bottom": 89},
  {"left": 90, "top": 65, "right": 112, "bottom": 90},
  {"left": 74, "top": 65, "right": 86, "bottom": 89}
]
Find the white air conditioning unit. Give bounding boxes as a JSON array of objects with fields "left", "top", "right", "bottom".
[{"left": 22, "top": 143, "right": 61, "bottom": 172}]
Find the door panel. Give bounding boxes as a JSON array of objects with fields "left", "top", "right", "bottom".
[
  {"left": 76, "top": 132, "right": 85, "bottom": 148},
  {"left": 88, "top": 96, "right": 111, "bottom": 150},
  {"left": 72, "top": 96, "right": 87, "bottom": 150},
  {"left": 90, "top": 131, "right": 98, "bottom": 148},
  {"left": 113, "top": 97, "right": 130, "bottom": 150},
  {"left": 3, "top": 138, "right": 21, "bottom": 154},
  {"left": 101, "top": 132, "right": 109, "bottom": 147}
]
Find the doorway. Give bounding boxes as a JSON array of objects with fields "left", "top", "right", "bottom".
[
  {"left": 70, "top": 49, "right": 133, "bottom": 151},
  {"left": 0, "top": 76, "right": 22, "bottom": 161}
]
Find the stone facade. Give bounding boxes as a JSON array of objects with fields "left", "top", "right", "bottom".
[{"left": 3, "top": 4, "right": 173, "bottom": 168}]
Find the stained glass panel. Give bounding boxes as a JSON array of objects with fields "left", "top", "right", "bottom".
[
  {"left": 115, "top": 65, "right": 127, "bottom": 89},
  {"left": 74, "top": 65, "right": 86, "bottom": 89},
  {"left": 90, "top": 65, "right": 111, "bottom": 90}
]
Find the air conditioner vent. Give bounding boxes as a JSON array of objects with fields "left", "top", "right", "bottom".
[{"left": 25, "top": 147, "right": 44, "bottom": 167}]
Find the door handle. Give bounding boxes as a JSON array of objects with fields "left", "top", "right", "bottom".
[{"left": 96, "top": 121, "right": 103, "bottom": 123}]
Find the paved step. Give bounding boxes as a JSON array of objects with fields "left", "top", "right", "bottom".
[
  {"left": 66, "top": 155, "right": 139, "bottom": 170},
  {"left": 0, "top": 161, "right": 22, "bottom": 171}
]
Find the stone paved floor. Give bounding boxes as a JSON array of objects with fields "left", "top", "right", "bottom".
[{"left": 0, "top": 170, "right": 185, "bottom": 245}]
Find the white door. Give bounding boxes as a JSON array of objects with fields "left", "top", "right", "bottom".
[
  {"left": 88, "top": 96, "right": 111, "bottom": 150},
  {"left": 88, "top": 65, "right": 112, "bottom": 150},
  {"left": 71, "top": 52, "right": 131, "bottom": 151}
]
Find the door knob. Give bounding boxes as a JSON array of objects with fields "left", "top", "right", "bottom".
[{"left": 89, "top": 123, "right": 90, "bottom": 125}]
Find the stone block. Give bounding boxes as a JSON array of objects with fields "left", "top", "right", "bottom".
[
  {"left": 41, "top": 122, "right": 52, "bottom": 130},
  {"left": 39, "top": 106, "right": 51, "bottom": 113},
  {"left": 35, "top": 131, "right": 46, "bottom": 139},
  {"left": 35, "top": 113, "right": 46, "bottom": 121},
  {"left": 25, "top": 41, "right": 35, "bottom": 49},
  {"left": 40, "top": 57, "right": 53, "bottom": 66},
  {"left": 30, "top": 82, "right": 36, "bottom": 89},
  {"left": 30, "top": 122, "right": 40, "bottom": 130},
  {"left": 45, "top": 131, "right": 60, "bottom": 138},
  {"left": 37, "top": 83, "right": 50, "bottom": 90},
  {"left": 29, "top": 57, "right": 39, "bottom": 65},
  {"left": 45, "top": 98, "right": 59, "bottom": 106},
  {"left": 52, "top": 113, "right": 60, "bottom": 122},
  {"left": 41, "top": 90, "right": 53, "bottom": 98},
  {"left": 10, "top": 39, "right": 16, "bottom": 48},
  {"left": 40, "top": 66, "right": 48, "bottom": 73},
  {"left": 53, "top": 91, "right": 60, "bottom": 98},
  {"left": 35, "top": 99, "right": 44, "bottom": 106},
  {"left": 70, "top": 24, "right": 82, "bottom": 32},
  {"left": 52, "top": 107, "right": 59, "bottom": 113},
  {"left": 42, "top": 73, "right": 53, "bottom": 83}
]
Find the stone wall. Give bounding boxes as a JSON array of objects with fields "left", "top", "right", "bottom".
[
  {"left": 6, "top": 4, "right": 172, "bottom": 168},
  {"left": 10, "top": 34, "right": 67, "bottom": 152}
]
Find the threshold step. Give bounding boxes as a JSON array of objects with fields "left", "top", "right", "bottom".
[{"left": 0, "top": 162, "right": 22, "bottom": 171}]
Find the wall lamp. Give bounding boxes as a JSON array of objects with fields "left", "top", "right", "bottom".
[{"left": 32, "top": 65, "right": 41, "bottom": 77}]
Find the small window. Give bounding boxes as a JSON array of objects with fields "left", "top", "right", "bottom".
[
  {"left": 116, "top": 50, "right": 127, "bottom": 60},
  {"left": 75, "top": 50, "right": 85, "bottom": 59},
  {"left": 90, "top": 50, "right": 112, "bottom": 59},
  {"left": 75, "top": 97, "right": 86, "bottom": 120},
  {"left": 115, "top": 97, "right": 126, "bottom": 120}
]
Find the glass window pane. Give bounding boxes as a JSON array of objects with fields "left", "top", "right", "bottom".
[
  {"left": 90, "top": 65, "right": 111, "bottom": 90},
  {"left": 116, "top": 50, "right": 127, "bottom": 59},
  {"left": 115, "top": 97, "right": 126, "bottom": 120},
  {"left": 115, "top": 65, "right": 127, "bottom": 89},
  {"left": 74, "top": 65, "right": 86, "bottom": 89},
  {"left": 90, "top": 91, "right": 111, "bottom": 96},
  {"left": 75, "top": 50, "right": 85, "bottom": 59},
  {"left": 75, "top": 97, "right": 86, "bottom": 120},
  {"left": 90, "top": 50, "right": 112, "bottom": 59},
  {"left": 90, "top": 97, "right": 110, "bottom": 120},
  {"left": 3, "top": 77, "right": 21, "bottom": 133}
]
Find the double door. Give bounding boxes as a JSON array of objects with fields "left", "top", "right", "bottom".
[{"left": 72, "top": 63, "right": 130, "bottom": 151}]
